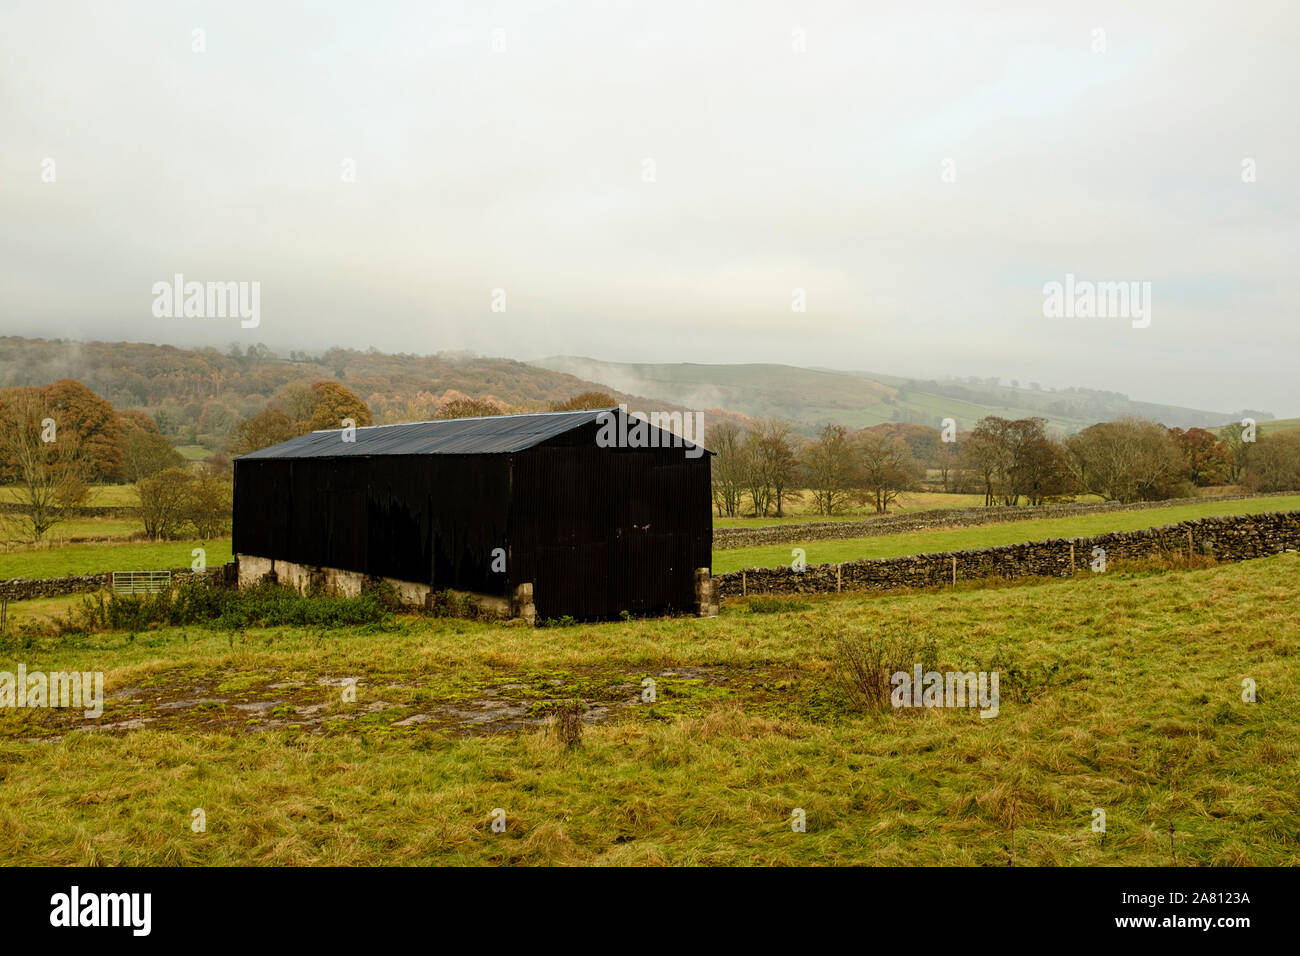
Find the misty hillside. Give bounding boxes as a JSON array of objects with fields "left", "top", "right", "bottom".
[
  {"left": 0, "top": 337, "right": 749, "bottom": 442},
  {"left": 532, "top": 357, "right": 1267, "bottom": 434}
]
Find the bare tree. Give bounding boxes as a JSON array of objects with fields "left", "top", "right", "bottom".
[
  {"left": 959, "top": 426, "right": 1002, "bottom": 507},
  {"left": 857, "top": 432, "right": 921, "bottom": 514},
  {"left": 0, "top": 388, "right": 91, "bottom": 541},
  {"left": 136, "top": 467, "right": 196, "bottom": 541},
  {"left": 801, "top": 424, "right": 859, "bottom": 515},
  {"left": 740, "top": 428, "right": 772, "bottom": 517},
  {"left": 739, "top": 419, "right": 800, "bottom": 517},
  {"left": 708, "top": 421, "right": 747, "bottom": 518},
  {"left": 934, "top": 438, "right": 958, "bottom": 492},
  {"left": 756, "top": 419, "right": 800, "bottom": 517}
]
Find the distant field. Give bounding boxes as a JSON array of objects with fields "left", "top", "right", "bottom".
[
  {"left": 1, "top": 553, "right": 1296, "bottom": 865},
  {"left": 0, "top": 537, "right": 232, "bottom": 579},
  {"left": 0, "top": 484, "right": 137, "bottom": 508},
  {"left": 710, "top": 490, "right": 1255, "bottom": 530},
  {"left": 0, "top": 516, "right": 140, "bottom": 547},
  {"left": 176, "top": 444, "right": 212, "bottom": 461},
  {"left": 1261, "top": 418, "right": 1300, "bottom": 434},
  {"left": 713, "top": 494, "right": 1300, "bottom": 573},
  {"left": 715, "top": 491, "right": 988, "bottom": 528}
]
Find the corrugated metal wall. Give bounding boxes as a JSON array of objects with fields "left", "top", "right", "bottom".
[{"left": 233, "top": 454, "right": 512, "bottom": 595}]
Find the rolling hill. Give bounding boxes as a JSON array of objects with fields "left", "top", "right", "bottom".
[{"left": 533, "top": 356, "right": 1264, "bottom": 434}]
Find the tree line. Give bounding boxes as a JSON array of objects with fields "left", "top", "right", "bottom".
[{"left": 710, "top": 415, "right": 1300, "bottom": 517}]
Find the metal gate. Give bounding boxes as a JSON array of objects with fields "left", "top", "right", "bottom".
[{"left": 110, "top": 570, "right": 172, "bottom": 594}]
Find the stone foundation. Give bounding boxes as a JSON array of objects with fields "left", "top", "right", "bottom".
[{"left": 237, "top": 554, "right": 518, "bottom": 620}]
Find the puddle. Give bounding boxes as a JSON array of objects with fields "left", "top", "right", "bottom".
[
  {"left": 156, "top": 697, "right": 229, "bottom": 710},
  {"left": 232, "top": 700, "right": 286, "bottom": 713},
  {"left": 393, "top": 714, "right": 434, "bottom": 727}
]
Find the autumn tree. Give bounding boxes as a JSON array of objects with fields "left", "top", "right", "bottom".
[
  {"left": 549, "top": 391, "right": 619, "bottom": 411},
  {"left": 1168, "top": 427, "right": 1230, "bottom": 487},
  {"left": 42, "top": 378, "right": 124, "bottom": 482},
  {"left": 120, "top": 409, "right": 184, "bottom": 481},
  {"left": 437, "top": 397, "right": 506, "bottom": 419},
  {"left": 229, "top": 406, "right": 296, "bottom": 455},
  {"left": 307, "top": 380, "right": 373, "bottom": 432}
]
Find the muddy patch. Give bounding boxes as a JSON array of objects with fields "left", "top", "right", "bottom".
[{"left": 8, "top": 664, "right": 753, "bottom": 741}]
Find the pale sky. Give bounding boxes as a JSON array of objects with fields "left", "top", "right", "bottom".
[{"left": 2, "top": 0, "right": 1296, "bottom": 415}]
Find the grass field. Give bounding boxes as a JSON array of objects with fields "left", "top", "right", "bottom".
[
  {"left": 0, "top": 553, "right": 1295, "bottom": 865},
  {"left": 1260, "top": 418, "right": 1300, "bottom": 434},
  {"left": 713, "top": 495, "right": 1300, "bottom": 573},
  {"left": 0, "top": 485, "right": 138, "bottom": 508},
  {"left": 713, "top": 491, "right": 987, "bottom": 528},
  {"left": 0, "top": 538, "right": 232, "bottom": 580},
  {"left": 0, "top": 516, "right": 141, "bottom": 548},
  {"left": 711, "top": 488, "right": 1240, "bottom": 530}
]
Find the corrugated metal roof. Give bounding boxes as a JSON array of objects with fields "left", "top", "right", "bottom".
[{"left": 238, "top": 409, "right": 615, "bottom": 459}]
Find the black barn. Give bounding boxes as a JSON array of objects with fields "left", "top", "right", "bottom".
[{"left": 232, "top": 408, "right": 713, "bottom": 620}]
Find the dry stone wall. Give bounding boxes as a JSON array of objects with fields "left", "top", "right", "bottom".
[
  {"left": 0, "top": 566, "right": 233, "bottom": 602},
  {"left": 713, "top": 510, "right": 1300, "bottom": 600},
  {"left": 713, "top": 491, "right": 1300, "bottom": 550}
]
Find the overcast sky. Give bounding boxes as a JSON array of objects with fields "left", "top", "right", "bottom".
[{"left": 2, "top": 0, "right": 1296, "bottom": 415}]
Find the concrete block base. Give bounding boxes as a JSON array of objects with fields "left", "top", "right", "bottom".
[{"left": 236, "top": 555, "right": 516, "bottom": 621}]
